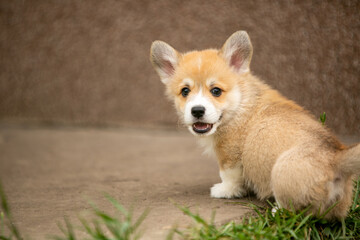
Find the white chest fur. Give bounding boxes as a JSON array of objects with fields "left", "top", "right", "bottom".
[{"left": 197, "top": 137, "right": 216, "bottom": 157}]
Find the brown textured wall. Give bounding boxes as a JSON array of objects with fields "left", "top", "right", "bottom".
[{"left": 0, "top": 0, "right": 359, "bottom": 134}]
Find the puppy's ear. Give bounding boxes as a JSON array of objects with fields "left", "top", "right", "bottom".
[
  {"left": 150, "top": 41, "right": 179, "bottom": 84},
  {"left": 220, "top": 31, "right": 253, "bottom": 74}
]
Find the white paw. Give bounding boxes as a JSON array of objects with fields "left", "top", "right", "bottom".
[
  {"left": 210, "top": 182, "right": 244, "bottom": 199},
  {"left": 271, "top": 202, "right": 282, "bottom": 216},
  {"left": 271, "top": 206, "right": 279, "bottom": 216}
]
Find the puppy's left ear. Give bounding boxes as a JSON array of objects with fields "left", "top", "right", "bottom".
[
  {"left": 220, "top": 31, "right": 253, "bottom": 74},
  {"left": 150, "top": 41, "right": 179, "bottom": 84}
]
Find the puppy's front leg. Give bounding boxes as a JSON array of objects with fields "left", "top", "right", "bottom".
[{"left": 211, "top": 165, "right": 246, "bottom": 199}]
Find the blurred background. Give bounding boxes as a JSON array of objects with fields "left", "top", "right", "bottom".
[{"left": 0, "top": 0, "right": 359, "bottom": 135}]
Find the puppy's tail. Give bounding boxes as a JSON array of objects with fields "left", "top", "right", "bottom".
[{"left": 338, "top": 143, "right": 360, "bottom": 176}]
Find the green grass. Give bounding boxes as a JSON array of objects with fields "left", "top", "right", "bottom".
[
  {"left": 1, "top": 180, "right": 359, "bottom": 240},
  {"left": 169, "top": 179, "right": 360, "bottom": 240},
  {"left": 0, "top": 185, "right": 148, "bottom": 240},
  {"left": 53, "top": 195, "right": 149, "bottom": 240},
  {"left": 320, "top": 112, "right": 327, "bottom": 125},
  {"left": 0, "top": 182, "right": 23, "bottom": 240}
]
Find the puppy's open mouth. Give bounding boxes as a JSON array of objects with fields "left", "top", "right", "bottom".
[{"left": 192, "top": 122, "right": 213, "bottom": 134}]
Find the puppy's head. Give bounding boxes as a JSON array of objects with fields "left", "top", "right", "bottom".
[{"left": 150, "top": 31, "right": 253, "bottom": 136}]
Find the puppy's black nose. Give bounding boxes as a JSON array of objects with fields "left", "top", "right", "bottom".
[{"left": 191, "top": 106, "right": 205, "bottom": 119}]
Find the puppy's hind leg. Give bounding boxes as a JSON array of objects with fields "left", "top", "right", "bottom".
[
  {"left": 271, "top": 147, "right": 330, "bottom": 215},
  {"left": 211, "top": 165, "right": 246, "bottom": 199}
]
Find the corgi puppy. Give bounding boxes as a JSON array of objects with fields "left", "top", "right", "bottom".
[{"left": 150, "top": 31, "right": 360, "bottom": 219}]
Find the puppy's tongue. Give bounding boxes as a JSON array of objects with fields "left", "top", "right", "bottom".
[
  {"left": 193, "top": 122, "right": 211, "bottom": 130},
  {"left": 192, "top": 122, "right": 213, "bottom": 133}
]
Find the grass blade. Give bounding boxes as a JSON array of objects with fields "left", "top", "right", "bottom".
[{"left": 352, "top": 179, "right": 360, "bottom": 211}]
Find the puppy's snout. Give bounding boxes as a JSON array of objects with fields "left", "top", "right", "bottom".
[{"left": 191, "top": 106, "right": 205, "bottom": 119}]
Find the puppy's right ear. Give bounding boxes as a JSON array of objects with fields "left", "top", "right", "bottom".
[
  {"left": 150, "top": 41, "right": 179, "bottom": 84},
  {"left": 220, "top": 31, "right": 253, "bottom": 74}
]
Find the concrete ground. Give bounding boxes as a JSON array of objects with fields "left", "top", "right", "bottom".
[{"left": 0, "top": 125, "right": 359, "bottom": 239}]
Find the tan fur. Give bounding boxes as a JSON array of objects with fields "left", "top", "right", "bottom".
[
  {"left": 168, "top": 50, "right": 238, "bottom": 112},
  {"left": 150, "top": 31, "right": 360, "bottom": 219}
]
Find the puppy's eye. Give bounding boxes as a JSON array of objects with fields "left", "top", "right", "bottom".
[
  {"left": 181, "top": 87, "right": 190, "bottom": 97},
  {"left": 210, "top": 87, "right": 222, "bottom": 97}
]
